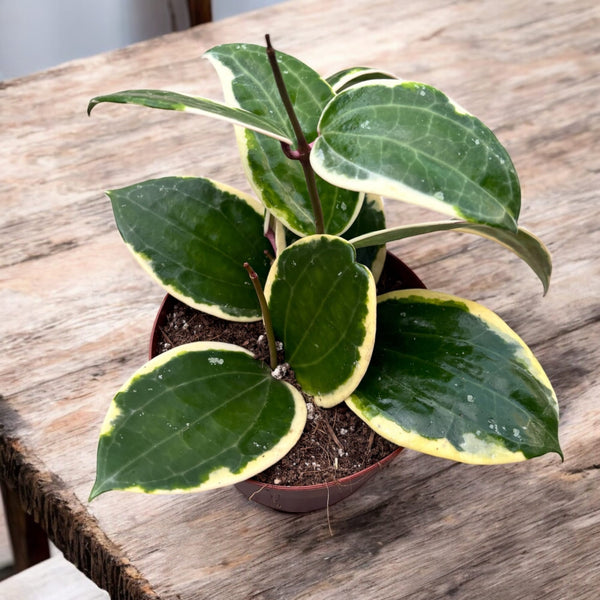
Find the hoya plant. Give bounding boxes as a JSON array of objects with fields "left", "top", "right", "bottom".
[{"left": 88, "top": 37, "right": 561, "bottom": 501}]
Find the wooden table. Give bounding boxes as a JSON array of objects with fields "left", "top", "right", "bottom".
[{"left": 1, "top": 1, "right": 599, "bottom": 598}]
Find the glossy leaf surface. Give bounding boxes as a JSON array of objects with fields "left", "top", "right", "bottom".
[
  {"left": 88, "top": 89, "right": 292, "bottom": 143},
  {"left": 265, "top": 236, "right": 376, "bottom": 407},
  {"left": 108, "top": 177, "right": 272, "bottom": 320},
  {"left": 206, "top": 43, "right": 362, "bottom": 235},
  {"left": 348, "top": 290, "right": 562, "bottom": 463},
  {"left": 312, "top": 81, "right": 521, "bottom": 231},
  {"left": 90, "top": 342, "right": 307, "bottom": 499},
  {"left": 350, "top": 220, "right": 552, "bottom": 294}
]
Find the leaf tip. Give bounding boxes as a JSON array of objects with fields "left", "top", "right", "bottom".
[
  {"left": 554, "top": 443, "right": 565, "bottom": 463},
  {"left": 542, "top": 282, "right": 551, "bottom": 297},
  {"left": 88, "top": 480, "right": 108, "bottom": 502},
  {"left": 542, "top": 264, "right": 552, "bottom": 297}
]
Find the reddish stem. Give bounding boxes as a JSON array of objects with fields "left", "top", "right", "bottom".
[{"left": 243, "top": 262, "right": 278, "bottom": 370}]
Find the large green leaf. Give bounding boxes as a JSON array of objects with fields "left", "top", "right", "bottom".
[
  {"left": 350, "top": 220, "right": 552, "bottom": 294},
  {"left": 108, "top": 176, "right": 272, "bottom": 321},
  {"left": 312, "top": 81, "right": 521, "bottom": 231},
  {"left": 87, "top": 89, "right": 292, "bottom": 143},
  {"left": 90, "top": 342, "right": 307, "bottom": 499},
  {"left": 348, "top": 290, "right": 562, "bottom": 464},
  {"left": 205, "top": 43, "right": 362, "bottom": 235},
  {"left": 265, "top": 235, "right": 376, "bottom": 408}
]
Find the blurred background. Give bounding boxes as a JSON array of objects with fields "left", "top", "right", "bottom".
[{"left": 0, "top": 0, "right": 284, "bottom": 81}]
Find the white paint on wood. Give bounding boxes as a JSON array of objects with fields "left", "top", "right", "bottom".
[{"left": 0, "top": 556, "right": 109, "bottom": 600}]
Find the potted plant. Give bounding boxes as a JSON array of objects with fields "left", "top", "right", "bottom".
[{"left": 87, "top": 36, "right": 561, "bottom": 511}]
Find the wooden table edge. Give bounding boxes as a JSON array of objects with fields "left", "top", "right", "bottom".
[{"left": 0, "top": 432, "right": 159, "bottom": 600}]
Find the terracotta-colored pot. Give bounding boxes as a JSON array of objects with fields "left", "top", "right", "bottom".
[{"left": 149, "top": 252, "right": 425, "bottom": 512}]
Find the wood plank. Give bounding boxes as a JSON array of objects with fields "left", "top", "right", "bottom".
[
  {"left": 0, "top": 555, "right": 109, "bottom": 600},
  {"left": 1, "top": 0, "right": 599, "bottom": 598}
]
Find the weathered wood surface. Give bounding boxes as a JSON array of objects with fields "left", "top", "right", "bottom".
[{"left": 1, "top": 0, "right": 599, "bottom": 598}]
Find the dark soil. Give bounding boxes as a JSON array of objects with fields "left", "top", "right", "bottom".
[{"left": 152, "top": 300, "right": 398, "bottom": 486}]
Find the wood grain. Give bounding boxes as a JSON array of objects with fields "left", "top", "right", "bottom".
[{"left": 1, "top": 0, "right": 599, "bottom": 598}]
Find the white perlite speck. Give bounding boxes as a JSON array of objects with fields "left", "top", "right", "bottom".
[{"left": 271, "top": 363, "right": 290, "bottom": 380}]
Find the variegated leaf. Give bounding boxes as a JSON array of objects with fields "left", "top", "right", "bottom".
[
  {"left": 327, "top": 66, "right": 397, "bottom": 93},
  {"left": 108, "top": 176, "right": 272, "bottom": 321},
  {"left": 265, "top": 235, "right": 376, "bottom": 407},
  {"left": 88, "top": 89, "right": 291, "bottom": 142},
  {"left": 90, "top": 342, "right": 307, "bottom": 499},
  {"left": 205, "top": 43, "right": 363, "bottom": 235},
  {"left": 312, "top": 81, "right": 521, "bottom": 231},
  {"left": 348, "top": 290, "right": 562, "bottom": 464},
  {"left": 350, "top": 220, "right": 552, "bottom": 294}
]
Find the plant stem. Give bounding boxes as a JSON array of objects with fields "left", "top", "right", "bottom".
[
  {"left": 299, "top": 161, "right": 324, "bottom": 234},
  {"left": 265, "top": 34, "right": 325, "bottom": 235},
  {"left": 243, "top": 262, "right": 278, "bottom": 370},
  {"left": 265, "top": 34, "right": 307, "bottom": 152}
]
